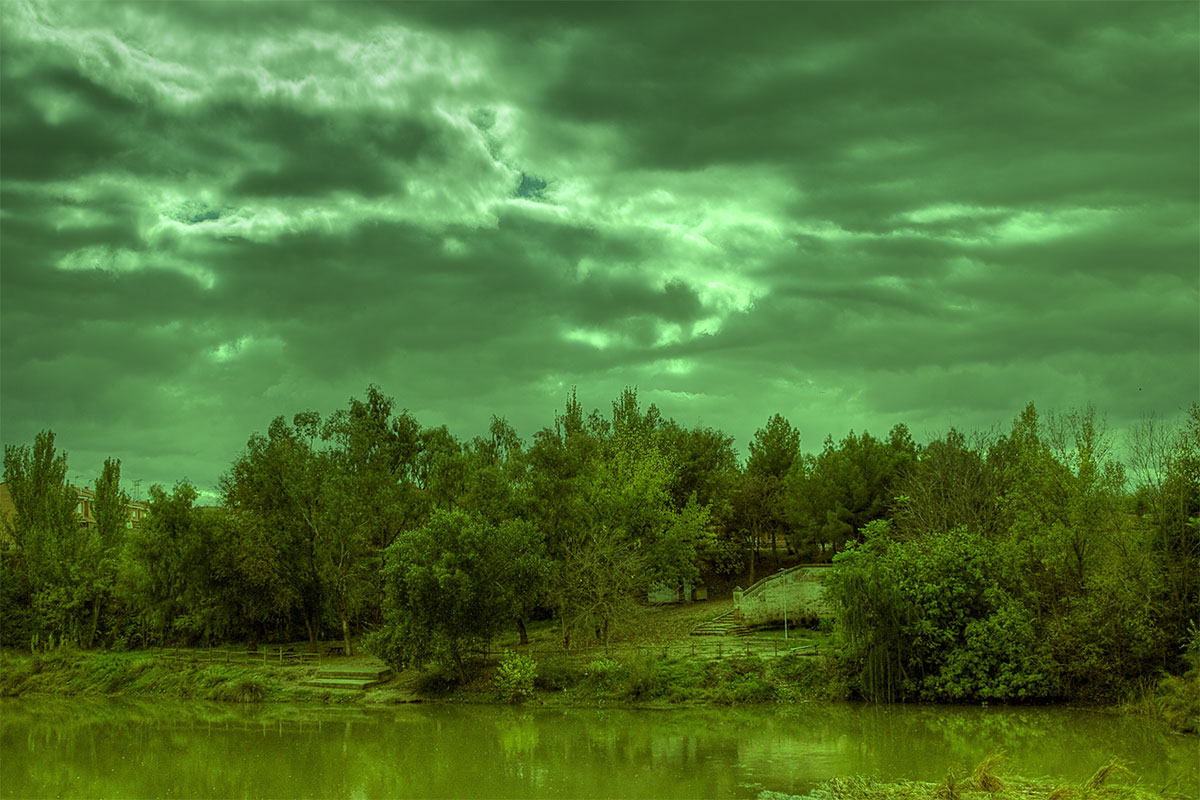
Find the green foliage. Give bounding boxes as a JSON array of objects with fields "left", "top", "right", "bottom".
[
  {"left": 0, "top": 547, "right": 35, "bottom": 647},
  {"left": 371, "top": 508, "right": 545, "bottom": 679},
  {"left": 830, "top": 526, "right": 1056, "bottom": 702},
  {"left": 533, "top": 388, "right": 718, "bottom": 649},
  {"left": 892, "top": 428, "right": 1003, "bottom": 540},
  {"left": 3, "top": 431, "right": 88, "bottom": 642},
  {"left": 118, "top": 481, "right": 211, "bottom": 646},
  {"left": 769, "top": 651, "right": 824, "bottom": 692},
  {"left": 7, "top": 397, "right": 1195, "bottom": 717},
  {"left": 702, "top": 655, "right": 776, "bottom": 704},
  {"left": 494, "top": 650, "right": 538, "bottom": 703},
  {"left": 828, "top": 402, "right": 1188, "bottom": 704},
  {"left": 533, "top": 658, "right": 580, "bottom": 691},
  {"left": 786, "top": 425, "right": 916, "bottom": 556},
  {"left": 207, "top": 674, "right": 267, "bottom": 703},
  {"left": 582, "top": 657, "right": 627, "bottom": 692}
]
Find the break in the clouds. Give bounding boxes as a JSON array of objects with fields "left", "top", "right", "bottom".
[{"left": 2, "top": 0, "right": 1197, "bottom": 497}]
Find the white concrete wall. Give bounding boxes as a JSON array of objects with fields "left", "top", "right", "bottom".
[{"left": 733, "top": 566, "right": 832, "bottom": 626}]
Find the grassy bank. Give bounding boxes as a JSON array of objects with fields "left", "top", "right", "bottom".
[
  {"left": 0, "top": 644, "right": 839, "bottom": 708},
  {"left": 422, "top": 648, "right": 840, "bottom": 707},
  {"left": 1119, "top": 667, "right": 1200, "bottom": 735},
  {"left": 4, "top": 640, "right": 1196, "bottom": 737},
  {"left": 0, "top": 647, "right": 366, "bottom": 704}
]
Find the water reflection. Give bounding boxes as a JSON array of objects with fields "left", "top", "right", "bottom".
[{"left": 2, "top": 699, "right": 1196, "bottom": 799}]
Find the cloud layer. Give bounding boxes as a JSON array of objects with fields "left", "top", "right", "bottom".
[{"left": 2, "top": 0, "right": 1196, "bottom": 495}]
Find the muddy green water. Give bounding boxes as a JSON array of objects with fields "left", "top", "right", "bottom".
[{"left": 1, "top": 699, "right": 1196, "bottom": 799}]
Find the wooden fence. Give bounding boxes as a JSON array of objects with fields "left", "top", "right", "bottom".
[
  {"left": 150, "top": 638, "right": 821, "bottom": 670},
  {"left": 154, "top": 646, "right": 326, "bottom": 667},
  {"left": 484, "top": 638, "right": 822, "bottom": 663}
]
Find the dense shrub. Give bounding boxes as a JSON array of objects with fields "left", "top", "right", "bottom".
[
  {"left": 533, "top": 658, "right": 580, "bottom": 691},
  {"left": 770, "top": 651, "right": 828, "bottom": 699},
  {"left": 494, "top": 650, "right": 538, "bottom": 703},
  {"left": 582, "top": 657, "right": 626, "bottom": 693},
  {"left": 828, "top": 526, "right": 1060, "bottom": 702},
  {"left": 209, "top": 675, "right": 267, "bottom": 703}
]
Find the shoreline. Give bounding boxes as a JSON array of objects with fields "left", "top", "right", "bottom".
[{"left": 0, "top": 645, "right": 1186, "bottom": 723}]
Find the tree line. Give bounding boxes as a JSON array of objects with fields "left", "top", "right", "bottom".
[{"left": 2, "top": 388, "right": 1196, "bottom": 700}]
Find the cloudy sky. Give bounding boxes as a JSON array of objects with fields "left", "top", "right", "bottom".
[{"left": 2, "top": 0, "right": 1197, "bottom": 499}]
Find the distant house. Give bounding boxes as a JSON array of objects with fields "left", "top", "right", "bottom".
[
  {"left": 72, "top": 484, "right": 150, "bottom": 529},
  {"left": 0, "top": 482, "right": 149, "bottom": 535},
  {"left": 648, "top": 582, "right": 708, "bottom": 604},
  {"left": 0, "top": 483, "right": 15, "bottom": 547}
]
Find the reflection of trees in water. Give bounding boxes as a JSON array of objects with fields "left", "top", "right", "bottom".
[{"left": 3, "top": 701, "right": 1196, "bottom": 798}]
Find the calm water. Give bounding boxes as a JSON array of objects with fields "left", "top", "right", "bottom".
[{"left": 1, "top": 698, "right": 1196, "bottom": 799}]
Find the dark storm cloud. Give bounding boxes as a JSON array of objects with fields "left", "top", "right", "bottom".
[{"left": 1, "top": 0, "right": 1195, "bottom": 496}]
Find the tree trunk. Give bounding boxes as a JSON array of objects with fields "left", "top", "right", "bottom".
[
  {"left": 340, "top": 605, "right": 354, "bottom": 657},
  {"left": 87, "top": 598, "right": 101, "bottom": 649},
  {"left": 517, "top": 618, "right": 528, "bottom": 646},
  {"left": 303, "top": 612, "right": 318, "bottom": 653}
]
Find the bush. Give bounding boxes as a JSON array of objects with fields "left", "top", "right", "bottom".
[
  {"left": 414, "top": 665, "right": 460, "bottom": 696},
  {"left": 583, "top": 658, "right": 626, "bottom": 693},
  {"left": 534, "top": 658, "right": 581, "bottom": 691},
  {"left": 1154, "top": 672, "right": 1199, "bottom": 733},
  {"left": 495, "top": 650, "right": 538, "bottom": 703},
  {"left": 698, "top": 655, "right": 775, "bottom": 704},
  {"left": 621, "top": 655, "right": 665, "bottom": 701},
  {"left": 770, "top": 651, "right": 827, "bottom": 699},
  {"left": 209, "top": 675, "right": 266, "bottom": 703}
]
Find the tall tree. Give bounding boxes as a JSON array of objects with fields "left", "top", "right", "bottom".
[
  {"left": 744, "top": 413, "right": 800, "bottom": 566},
  {"left": 2, "top": 430, "right": 85, "bottom": 644},
  {"left": 222, "top": 416, "right": 326, "bottom": 649},
  {"left": 1129, "top": 404, "right": 1200, "bottom": 667},
  {"left": 119, "top": 480, "right": 204, "bottom": 646},
  {"left": 657, "top": 421, "right": 741, "bottom": 577},
  {"left": 372, "top": 508, "right": 546, "bottom": 679},
  {"left": 787, "top": 425, "right": 913, "bottom": 556},
  {"left": 83, "top": 458, "right": 129, "bottom": 647},
  {"left": 893, "top": 429, "right": 1002, "bottom": 540}
]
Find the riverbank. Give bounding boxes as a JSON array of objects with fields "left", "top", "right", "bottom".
[
  {"left": 0, "top": 647, "right": 344, "bottom": 704},
  {"left": 0, "top": 644, "right": 837, "bottom": 708},
  {"left": 1, "top": 594, "right": 1195, "bottom": 733}
]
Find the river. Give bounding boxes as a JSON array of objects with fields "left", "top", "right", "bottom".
[{"left": 2, "top": 698, "right": 1196, "bottom": 798}]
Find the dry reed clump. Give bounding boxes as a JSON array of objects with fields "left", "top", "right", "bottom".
[
  {"left": 796, "top": 755, "right": 1174, "bottom": 800},
  {"left": 1046, "top": 758, "right": 1135, "bottom": 800},
  {"left": 934, "top": 767, "right": 962, "bottom": 800},
  {"left": 1082, "top": 759, "right": 1130, "bottom": 791},
  {"left": 967, "top": 751, "right": 1006, "bottom": 794}
]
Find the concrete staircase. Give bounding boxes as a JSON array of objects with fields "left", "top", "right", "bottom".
[
  {"left": 302, "top": 663, "right": 393, "bottom": 692},
  {"left": 690, "top": 610, "right": 755, "bottom": 638}
]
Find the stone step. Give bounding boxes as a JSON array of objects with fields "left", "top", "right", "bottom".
[
  {"left": 315, "top": 666, "right": 392, "bottom": 681},
  {"left": 303, "top": 662, "right": 393, "bottom": 691},
  {"left": 301, "top": 677, "right": 385, "bottom": 691},
  {"left": 690, "top": 612, "right": 755, "bottom": 638}
]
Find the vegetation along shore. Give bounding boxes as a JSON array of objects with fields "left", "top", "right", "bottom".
[{"left": 2, "top": 388, "right": 1197, "bottom": 735}]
